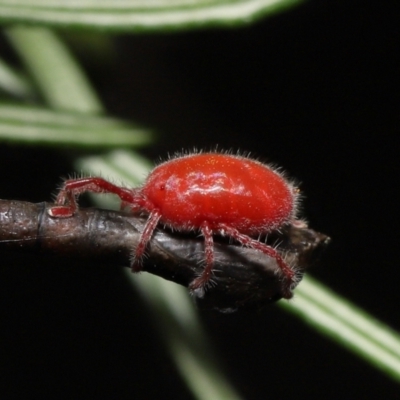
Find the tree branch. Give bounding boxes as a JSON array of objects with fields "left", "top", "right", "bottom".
[{"left": 0, "top": 199, "right": 330, "bottom": 311}]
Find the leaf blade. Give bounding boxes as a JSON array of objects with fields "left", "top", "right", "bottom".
[
  {"left": 0, "top": 0, "right": 305, "bottom": 32},
  {"left": 0, "top": 105, "right": 153, "bottom": 148}
]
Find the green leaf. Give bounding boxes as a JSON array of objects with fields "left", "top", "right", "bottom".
[
  {"left": 0, "top": 0, "right": 305, "bottom": 32},
  {"left": 281, "top": 276, "right": 400, "bottom": 382},
  {"left": 0, "top": 104, "right": 153, "bottom": 147},
  {"left": 0, "top": 57, "right": 35, "bottom": 99},
  {"left": 6, "top": 27, "right": 104, "bottom": 114}
]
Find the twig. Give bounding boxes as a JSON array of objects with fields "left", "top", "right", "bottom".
[{"left": 0, "top": 199, "right": 329, "bottom": 312}]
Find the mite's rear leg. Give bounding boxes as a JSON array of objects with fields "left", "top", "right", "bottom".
[
  {"left": 131, "top": 210, "right": 161, "bottom": 273},
  {"left": 189, "top": 222, "right": 215, "bottom": 292},
  {"left": 219, "top": 224, "right": 296, "bottom": 299},
  {"left": 48, "top": 177, "right": 137, "bottom": 218}
]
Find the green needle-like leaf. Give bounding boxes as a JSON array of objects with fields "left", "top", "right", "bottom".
[
  {"left": 0, "top": 57, "right": 34, "bottom": 98},
  {"left": 0, "top": 104, "right": 153, "bottom": 147},
  {"left": 6, "top": 26, "right": 103, "bottom": 113},
  {"left": 0, "top": 0, "right": 305, "bottom": 32},
  {"left": 281, "top": 276, "right": 400, "bottom": 382}
]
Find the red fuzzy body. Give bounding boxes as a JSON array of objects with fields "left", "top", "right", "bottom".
[
  {"left": 141, "top": 153, "right": 296, "bottom": 233},
  {"left": 49, "top": 152, "right": 301, "bottom": 298}
]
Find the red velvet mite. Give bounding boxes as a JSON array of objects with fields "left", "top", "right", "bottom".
[{"left": 49, "top": 152, "right": 301, "bottom": 298}]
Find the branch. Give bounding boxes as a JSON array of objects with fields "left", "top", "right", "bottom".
[{"left": 0, "top": 199, "right": 329, "bottom": 311}]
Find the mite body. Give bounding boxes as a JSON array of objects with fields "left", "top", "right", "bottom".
[{"left": 49, "top": 152, "right": 301, "bottom": 298}]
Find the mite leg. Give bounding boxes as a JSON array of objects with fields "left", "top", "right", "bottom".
[
  {"left": 131, "top": 210, "right": 161, "bottom": 272},
  {"left": 48, "top": 177, "right": 137, "bottom": 218},
  {"left": 189, "top": 222, "right": 215, "bottom": 291},
  {"left": 219, "top": 224, "right": 295, "bottom": 299}
]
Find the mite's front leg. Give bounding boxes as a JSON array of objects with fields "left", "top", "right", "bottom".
[{"left": 48, "top": 177, "right": 136, "bottom": 218}]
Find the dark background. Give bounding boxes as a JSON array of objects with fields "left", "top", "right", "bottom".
[{"left": 1, "top": 0, "right": 399, "bottom": 398}]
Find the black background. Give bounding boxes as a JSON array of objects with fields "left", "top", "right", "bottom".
[{"left": 1, "top": 1, "right": 399, "bottom": 398}]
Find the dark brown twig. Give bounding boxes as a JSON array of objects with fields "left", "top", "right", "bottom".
[{"left": 0, "top": 199, "right": 330, "bottom": 311}]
